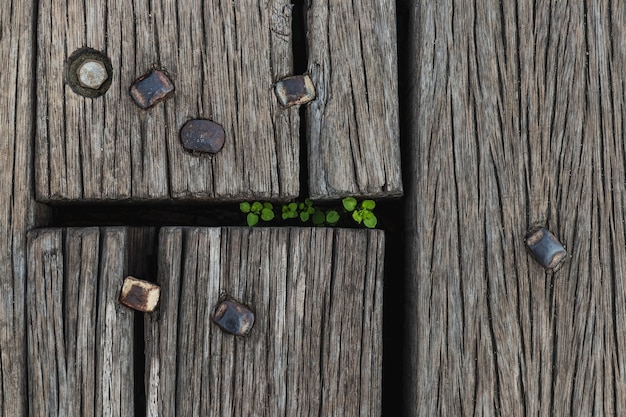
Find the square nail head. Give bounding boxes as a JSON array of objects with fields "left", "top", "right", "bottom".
[
  {"left": 180, "top": 119, "right": 226, "bottom": 154},
  {"left": 274, "top": 74, "right": 316, "bottom": 107},
  {"left": 525, "top": 227, "right": 567, "bottom": 270},
  {"left": 212, "top": 299, "right": 255, "bottom": 337},
  {"left": 129, "top": 70, "right": 175, "bottom": 109},
  {"left": 119, "top": 276, "right": 161, "bottom": 312}
]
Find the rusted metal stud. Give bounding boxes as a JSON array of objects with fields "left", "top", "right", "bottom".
[
  {"left": 119, "top": 276, "right": 161, "bottom": 313},
  {"left": 274, "top": 74, "right": 316, "bottom": 107},
  {"left": 212, "top": 299, "right": 255, "bottom": 336},
  {"left": 129, "top": 69, "right": 175, "bottom": 109},
  {"left": 180, "top": 119, "right": 226, "bottom": 154},
  {"left": 525, "top": 227, "right": 567, "bottom": 270}
]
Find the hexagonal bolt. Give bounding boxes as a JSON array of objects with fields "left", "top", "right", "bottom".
[
  {"left": 77, "top": 60, "right": 109, "bottom": 90},
  {"left": 525, "top": 227, "right": 567, "bottom": 270},
  {"left": 212, "top": 299, "right": 255, "bottom": 337},
  {"left": 119, "top": 276, "right": 161, "bottom": 313}
]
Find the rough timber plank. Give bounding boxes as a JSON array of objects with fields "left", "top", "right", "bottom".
[
  {"left": 146, "top": 227, "right": 384, "bottom": 416},
  {"left": 306, "top": 0, "right": 402, "bottom": 200},
  {"left": 27, "top": 227, "right": 156, "bottom": 417},
  {"left": 404, "top": 0, "right": 626, "bottom": 416},
  {"left": 0, "top": 0, "right": 38, "bottom": 415},
  {"left": 36, "top": 0, "right": 299, "bottom": 202}
]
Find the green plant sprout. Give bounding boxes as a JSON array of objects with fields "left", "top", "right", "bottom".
[
  {"left": 240, "top": 197, "right": 377, "bottom": 228},
  {"left": 239, "top": 201, "right": 275, "bottom": 227}
]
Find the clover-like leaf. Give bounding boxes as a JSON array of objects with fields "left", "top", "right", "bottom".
[
  {"left": 363, "top": 211, "right": 378, "bottom": 228},
  {"left": 288, "top": 202, "right": 298, "bottom": 212},
  {"left": 326, "top": 210, "right": 340, "bottom": 224},
  {"left": 312, "top": 210, "right": 326, "bottom": 225},
  {"left": 240, "top": 202, "right": 251, "bottom": 213},
  {"left": 352, "top": 210, "right": 363, "bottom": 224},
  {"left": 263, "top": 202, "right": 273, "bottom": 210},
  {"left": 342, "top": 197, "right": 357, "bottom": 212},
  {"left": 300, "top": 211, "right": 310, "bottom": 222},
  {"left": 247, "top": 213, "right": 259, "bottom": 227},
  {"left": 261, "top": 208, "right": 275, "bottom": 221},
  {"left": 362, "top": 200, "right": 376, "bottom": 210},
  {"left": 251, "top": 202, "right": 263, "bottom": 213}
]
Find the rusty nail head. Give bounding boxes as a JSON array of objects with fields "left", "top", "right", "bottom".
[
  {"left": 525, "top": 227, "right": 567, "bottom": 270},
  {"left": 129, "top": 70, "right": 175, "bottom": 109},
  {"left": 119, "top": 276, "right": 161, "bottom": 313},
  {"left": 212, "top": 299, "right": 255, "bottom": 336},
  {"left": 180, "top": 119, "right": 226, "bottom": 154},
  {"left": 274, "top": 74, "right": 316, "bottom": 107}
]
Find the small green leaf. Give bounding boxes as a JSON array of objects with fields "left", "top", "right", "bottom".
[
  {"left": 263, "top": 202, "right": 273, "bottom": 210},
  {"left": 312, "top": 210, "right": 326, "bottom": 225},
  {"left": 261, "top": 208, "right": 275, "bottom": 221},
  {"left": 300, "top": 211, "right": 310, "bottom": 222},
  {"left": 363, "top": 212, "right": 378, "bottom": 228},
  {"left": 240, "top": 202, "right": 251, "bottom": 213},
  {"left": 306, "top": 207, "right": 315, "bottom": 215},
  {"left": 282, "top": 212, "right": 290, "bottom": 220},
  {"left": 251, "top": 202, "right": 263, "bottom": 213},
  {"left": 305, "top": 198, "right": 313, "bottom": 207},
  {"left": 326, "top": 210, "right": 340, "bottom": 224},
  {"left": 362, "top": 200, "right": 376, "bottom": 210},
  {"left": 298, "top": 203, "right": 305, "bottom": 210},
  {"left": 288, "top": 202, "right": 298, "bottom": 212},
  {"left": 247, "top": 213, "right": 259, "bottom": 227},
  {"left": 342, "top": 197, "right": 357, "bottom": 212},
  {"left": 352, "top": 210, "right": 363, "bottom": 224}
]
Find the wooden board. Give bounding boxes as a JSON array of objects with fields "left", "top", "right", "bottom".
[
  {"left": 404, "top": 0, "right": 626, "bottom": 415},
  {"left": 36, "top": 0, "right": 299, "bottom": 202},
  {"left": 27, "top": 227, "right": 157, "bottom": 417},
  {"left": 0, "top": 1, "right": 38, "bottom": 415},
  {"left": 306, "top": 0, "right": 403, "bottom": 200},
  {"left": 146, "top": 227, "right": 384, "bottom": 416}
]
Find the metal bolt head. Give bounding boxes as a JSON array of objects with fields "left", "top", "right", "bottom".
[
  {"left": 77, "top": 60, "right": 109, "bottom": 90},
  {"left": 525, "top": 227, "right": 567, "bottom": 270},
  {"left": 119, "top": 276, "right": 161, "bottom": 313},
  {"left": 274, "top": 74, "right": 316, "bottom": 107},
  {"left": 212, "top": 299, "right": 255, "bottom": 336},
  {"left": 180, "top": 119, "right": 226, "bottom": 154},
  {"left": 129, "top": 70, "right": 175, "bottom": 109}
]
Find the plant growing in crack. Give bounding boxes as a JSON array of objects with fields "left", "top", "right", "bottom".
[{"left": 240, "top": 197, "right": 377, "bottom": 228}]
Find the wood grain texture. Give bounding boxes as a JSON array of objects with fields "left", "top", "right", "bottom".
[
  {"left": 36, "top": 0, "right": 299, "bottom": 202},
  {"left": 27, "top": 227, "right": 156, "bottom": 417},
  {"left": 146, "top": 227, "right": 384, "bottom": 416},
  {"left": 306, "top": 0, "right": 403, "bottom": 200},
  {"left": 404, "top": 0, "right": 626, "bottom": 415},
  {"left": 0, "top": 1, "right": 38, "bottom": 415}
]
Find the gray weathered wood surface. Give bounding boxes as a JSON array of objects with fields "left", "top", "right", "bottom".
[
  {"left": 0, "top": 2, "right": 38, "bottom": 416},
  {"left": 27, "top": 227, "right": 156, "bottom": 417},
  {"left": 404, "top": 0, "right": 626, "bottom": 415},
  {"left": 36, "top": 0, "right": 300, "bottom": 202},
  {"left": 306, "top": 0, "right": 403, "bottom": 200},
  {"left": 146, "top": 227, "right": 384, "bottom": 416}
]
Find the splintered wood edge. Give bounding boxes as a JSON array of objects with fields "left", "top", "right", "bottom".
[{"left": 119, "top": 276, "right": 161, "bottom": 313}]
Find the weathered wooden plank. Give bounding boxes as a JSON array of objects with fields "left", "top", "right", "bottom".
[
  {"left": 0, "top": 0, "right": 39, "bottom": 415},
  {"left": 404, "top": 0, "right": 626, "bottom": 416},
  {"left": 306, "top": 0, "right": 402, "bottom": 200},
  {"left": 36, "top": 0, "right": 299, "bottom": 202},
  {"left": 146, "top": 227, "right": 384, "bottom": 416},
  {"left": 27, "top": 227, "right": 155, "bottom": 417}
]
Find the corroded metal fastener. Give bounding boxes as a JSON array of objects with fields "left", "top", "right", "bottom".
[
  {"left": 129, "top": 69, "right": 175, "bottom": 109},
  {"left": 119, "top": 276, "right": 161, "bottom": 313},
  {"left": 180, "top": 119, "right": 226, "bottom": 154},
  {"left": 274, "top": 74, "right": 316, "bottom": 107},
  {"left": 212, "top": 299, "right": 255, "bottom": 336},
  {"left": 525, "top": 227, "right": 567, "bottom": 270}
]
